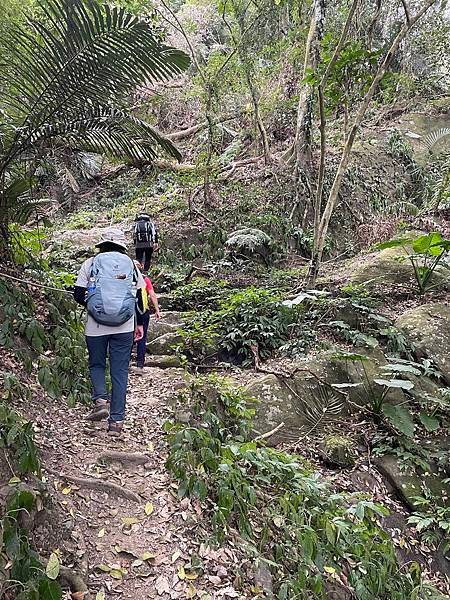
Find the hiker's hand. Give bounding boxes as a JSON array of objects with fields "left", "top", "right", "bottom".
[
  {"left": 154, "top": 310, "right": 161, "bottom": 320},
  {"left": 134, "top": 325, "right": 144, "bottom": 341},
  {"left": 153, "top": 243, "right": 159, "bottom": 251}
]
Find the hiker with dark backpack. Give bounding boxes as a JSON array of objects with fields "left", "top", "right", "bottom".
[
  {"left": 133, "top": 213, "right": 159, "bottom": 272},
  {"left": 73, "top": 228, "right": 146, "bottom": 436}
]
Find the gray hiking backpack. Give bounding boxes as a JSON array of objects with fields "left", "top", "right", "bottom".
[{"left": 86, "top": 252, "right": 137, "bottom": 326}]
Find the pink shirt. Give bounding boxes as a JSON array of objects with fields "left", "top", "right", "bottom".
[{"left": 144, "top": 276, "right": 154, "bottom": 293}]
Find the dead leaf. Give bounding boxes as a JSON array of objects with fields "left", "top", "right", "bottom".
[
  {"left": 122, "top": 516, "right": 140, "bottom": 526},
  {"left": 171, "top": 550, "right": 181, "bottom": 563},
  {"left": 96, "top": 564, "right": 111, "bottom": 573},
  {"left": 131, "top": 559, "right": 143, "bottom": 567},
  {"left": 109, "top": 568, "right": 124, "bottom": 580},
  {"left": 155, "top": 575, "right": 170, "bottom": 595},
  {"left": 178, "top": 565, "right": 186, "bottom": 580},
  {"left": 142, "top": 551, "right": 158, "bottom": 561},
  {"left": 186, "top": 583, "right": 197, "bottom": 598},
  {"left": 46, "top": 553, "right": 60, "bottom": 580},
  {"left": 98, "top": 528, "right": 105, "bottom": 538},
  {"left": 62, "top": 486, "right": 72, "bottom": 495},
  {"left": 145, "top": 502, "right": 154, "bottom": 516}
]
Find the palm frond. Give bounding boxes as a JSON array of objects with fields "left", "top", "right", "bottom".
[
  {"left": 30, "top": 107, "right": 183, "bottom": 161},
  {"left": 2, "top": 0, "right": 189, "bottom": 124},
  {"left": 0, "top": 0, "right": 189, "bottom": 167},
  {"left": 295, "top": 384, "right": 344, "bottom": 435},
  {"left": 423, "top": 128, "right": 450, "bottom": 151}
]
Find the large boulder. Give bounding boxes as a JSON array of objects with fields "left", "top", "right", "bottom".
[
  {"left": 146, "top": 331, "right": 183, "bottom": 355},
  {"left": 147, "top": 319, "right": 179, "bottom": 342},
  {"left": 348, "top": 244, "right": 449, "bottom": 292},
  {"left": 349, "top": 246, "right": 416, "bottom": 288},
  {"left": 246, "top": 351, "right": 404, "bottom": 444},
  {"left": 375, "top": 454, "right": 450, "bottom": 511},
  {"left": 396, "top": 303, "right": 450, "bottom": 382}
]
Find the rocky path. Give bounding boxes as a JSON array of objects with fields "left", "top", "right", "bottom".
[{"left": 33, "top": 365, "right": 240, "bottom": 600}]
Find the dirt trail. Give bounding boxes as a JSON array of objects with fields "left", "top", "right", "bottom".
[{"left": 34, "top": 366, "right": 239, "bottom": 599}]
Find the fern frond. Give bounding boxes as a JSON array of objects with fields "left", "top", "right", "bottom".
[
  {"left": 225, "top": 228, "right": 272, "bottom": 252},
  {"left": 423, "top": 128, "right": 450, "bottom": 151},
  {"left": 295, "top": 384, "right": 344, "bottom": 435}
]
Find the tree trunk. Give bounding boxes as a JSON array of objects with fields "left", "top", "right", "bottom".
[
  {"left": 244, "top": 69, "right": 271, "bottom": 164},
  {"left": 284, "top": 0, "right": 326, "bottom": 167},
  {"left": 308, "top": 0, "right": 439, "bottom": 284}
]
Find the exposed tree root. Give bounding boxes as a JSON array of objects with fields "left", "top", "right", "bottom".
[
  {"left": 96, "top": 451, "right": 151, "bottom": 466},
  {"left": 46, "top": 468, "right": 141, "bottom": 502}
]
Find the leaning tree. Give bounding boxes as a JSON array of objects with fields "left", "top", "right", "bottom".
[{"left": 0, "top": 0, "right": 190, "bottom": 251}]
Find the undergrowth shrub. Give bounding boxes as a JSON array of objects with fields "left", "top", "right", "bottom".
[
  {"left": 0, "top": 277, "right": 90, "bottom": 404},
  {"left": 178, "top": 287, "right": 316, "bottom": 365},
  {"left": 167, "top": 277, "right": 230, "bottom": 311},
  {"left": 165, "top": 376, "right": 444, "bottom": 599},
  {"left": 0, "top": 403, "right": 62, "bottom": 599}
]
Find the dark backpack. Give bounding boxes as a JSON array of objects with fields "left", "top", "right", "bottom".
[{"left": 133, "top": 214, "right": 156, "bottom": 245}]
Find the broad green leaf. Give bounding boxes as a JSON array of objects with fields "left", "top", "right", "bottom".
[
  {"left": 46, "top": 552, "right": 60, "bottom": 580},
  {"left": 412, "top": 232, "right": 442, "bottom": 255},
  {"left": 382, "top": 404, "right": 416, "bottom": 438},
  {"left": 374, "top": 378, "right": 414, "bottom": 390},
  {"left": 376, "top": 239, "right": 410, "bottom": 250},
  {"left": 382, "top": 363, "right": 421, "bottom": 376},
  {"left": 37, "top": 578, "right": 62, "bottom": 599},
  {"left": 419, "top": 411, "right": 440, "bottom": 432}
]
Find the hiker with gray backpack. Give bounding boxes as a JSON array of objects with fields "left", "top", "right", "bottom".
[
  {"left": 74, "top": 228, "right": 147, "bottom": 436},
  {"left": 133, "top": 213, "right": 159, "bottom": 272}
]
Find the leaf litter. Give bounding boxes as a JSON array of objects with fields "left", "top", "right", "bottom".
[{"left": 29, "top": 365, "right": 242, "bottom": 599}]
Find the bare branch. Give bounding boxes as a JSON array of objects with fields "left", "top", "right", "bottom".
[{"left": 400, "top": 0, "right": 411, "bottom": 23}]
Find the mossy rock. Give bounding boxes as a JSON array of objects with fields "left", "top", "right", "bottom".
[
  {"left": 147, "top": 319, "right": 179, "bottom": 343},
  {"left": 375, "top": 454, "right": 450, "bottom": 511},
  {"left": 146, "top": 331, "right": 183, "bottom": 355},
  {"left": 396, "top": 303, "right": 450, "bottom": 382},
  {"left": 319, "top": 435, "right": 357, "bottom": 468},
  {"left": 246, "top": 351, "right": 404, "bottom": 445},
  {"left": 348, "top": 244, "right": 449, "bottom": 293}
]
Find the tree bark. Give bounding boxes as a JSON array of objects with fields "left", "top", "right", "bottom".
[
  {"left": 308, "top": 0, "right": 439, "bottom": 283},
  {"left": 284, "top": 0, "right": 326, "bottom": 167}
]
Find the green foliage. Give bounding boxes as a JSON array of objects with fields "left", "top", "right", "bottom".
[
  {"left": 165, "top": 376, "right": 440, "bottom": 599},
  {"left": 0, "top": 276, "right": 90, "bottom": 405},
  {"left": 168, "top": 277, "right": 230, "bottom": 311},
  {"left": 177, "top": 310, "right": 221, "bottom": 362},
  {"left": 408, "top": 496, "right": 450, "bottom": 541},
  {"left": 219, "top": 287, "right": 301, "bottom": 362},
  {"left": 0, "top": 489, "right": 62, "bottom": 599},
  {"left": 38, "top": 292, "right": 90, "bottom": 405},
  {"left": 0, "top": 0, "right": 189, "bottom": 240},
  {"left": 320, "top": 37, "right": 380, "bottom": 114},
  {"left": 377, "top": 232, "right": 450, "bottom": 294},
  {"left": 329, "top": 320, "right": 379, "bottom": 349},
  {"left": 0, "top": 401, "right": 40, "bottom": 475}
]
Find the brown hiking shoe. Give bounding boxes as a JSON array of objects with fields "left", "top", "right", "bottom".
[
  {"left": 108, "top": 421, "right": 124, "bottom": 436},
  {"left": 87, "top": 400, "right": 109, "bottom": 421}
]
